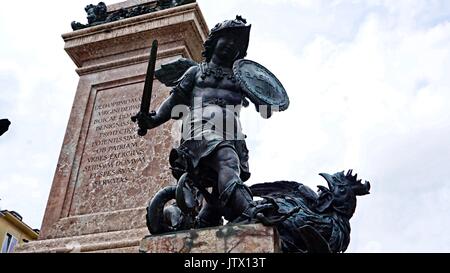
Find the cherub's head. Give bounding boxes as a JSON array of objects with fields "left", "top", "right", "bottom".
[{"left": 202, "top": 16, "right": 251, "bottom": 63}]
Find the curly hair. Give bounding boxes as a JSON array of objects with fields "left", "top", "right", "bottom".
[{"left": 201, "top": 29, "right": 249, "bottom": 63}]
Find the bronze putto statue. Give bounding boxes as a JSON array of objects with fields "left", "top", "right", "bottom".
[{"left": 132, "top": 16, "right": 370, "bottom": 253}]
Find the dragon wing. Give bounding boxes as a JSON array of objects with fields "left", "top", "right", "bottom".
[
  {"left": 250, "top": 181, "right": 319, "bottom": 204},
  {"left": 155, "top": 58, "right": 198, "bottom": 87},
  {"left": 250, "top": 181, "right": 300, "bottom": 197}
]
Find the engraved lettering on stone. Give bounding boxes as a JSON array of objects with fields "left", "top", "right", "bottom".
[{"left": 82, "top": 96, "right": 144, "bottom": 187}]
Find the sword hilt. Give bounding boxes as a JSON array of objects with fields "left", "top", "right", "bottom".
[{"left": 130, "top": 110, "right": 156, "bottom": 136}]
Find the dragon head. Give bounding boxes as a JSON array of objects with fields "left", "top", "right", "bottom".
[{"left": 316, "top": 170, "right": 370, "bottom": 218}]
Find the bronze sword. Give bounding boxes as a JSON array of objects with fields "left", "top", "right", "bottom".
[{"left": 131, "top": 39, "right": 158, "bottom": 136}]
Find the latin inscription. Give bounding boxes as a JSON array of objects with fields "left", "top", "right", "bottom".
[{"left": 81, "top": 96, "right": 144, "bottom": 187}]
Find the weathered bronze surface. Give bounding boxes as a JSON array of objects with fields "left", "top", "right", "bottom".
[
  {"left": 131, "top": 40, "right": 158, "bottom": 137},
  {"left": 233, "top": 59, "right": 289, "bottom": 111},
  {"left": 132, "top": 16, "right": 370, "bottom": 253},
  {"left": 250, "top": 170, "right": 370, "bottom": 253}
]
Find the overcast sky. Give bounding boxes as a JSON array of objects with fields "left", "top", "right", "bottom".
[{"left": 1, "top": 0, "right": 450, "bottom": 252}]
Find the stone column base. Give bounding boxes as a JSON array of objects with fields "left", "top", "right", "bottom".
[
  {"left": 15, "top": 228, "right": 148, "bottom": 253},
  {"left": 139, "top": 224, "right": 281, "bottom": 253}
]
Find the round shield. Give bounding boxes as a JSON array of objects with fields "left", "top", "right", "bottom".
[{"left": 233, "top": 59, "right": 289, "bottom": 111}]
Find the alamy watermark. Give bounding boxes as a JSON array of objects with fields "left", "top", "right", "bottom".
[{"left": 168, "top": 97, "right": 278, "bottom": 142}]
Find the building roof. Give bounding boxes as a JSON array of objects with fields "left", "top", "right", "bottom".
[{"left": 0, "top": 210, "right": 40, "bottom": 239}]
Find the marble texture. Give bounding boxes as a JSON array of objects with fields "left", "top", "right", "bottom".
[
  {"left": 139, "top": 224, "right": 281, "bottom": 253},
  {"left": 17, "top": 227, "right": 148, "bottom": 253},
  {"left": 16, "top": 1, "right": 208, "bottom": 253}
]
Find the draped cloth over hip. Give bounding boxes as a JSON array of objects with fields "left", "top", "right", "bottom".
[{"left": 169, "top": 103, "right": 250, "bottom": 182}]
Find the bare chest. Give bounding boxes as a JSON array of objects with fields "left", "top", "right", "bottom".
[{"left": 192, "top": 67, "right": 243, "bottom": 103}]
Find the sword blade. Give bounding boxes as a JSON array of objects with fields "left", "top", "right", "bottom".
[
  {"left": 136, "top": 39, "right": 158, "bottom": 136},
  {"left": 141, "top": 39, "right": 159, "bottom": 114}
]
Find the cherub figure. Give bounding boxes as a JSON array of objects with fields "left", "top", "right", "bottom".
[{"left": 138, "top": 16, "right": 289, "bottom": 232}]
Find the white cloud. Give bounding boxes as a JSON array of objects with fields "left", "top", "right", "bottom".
[
  {"left": 0, "top": 0, "right": 84, "bottom": 229},
  {"left": 234, "top": 0, "right": 450, "bottom": 252}
]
